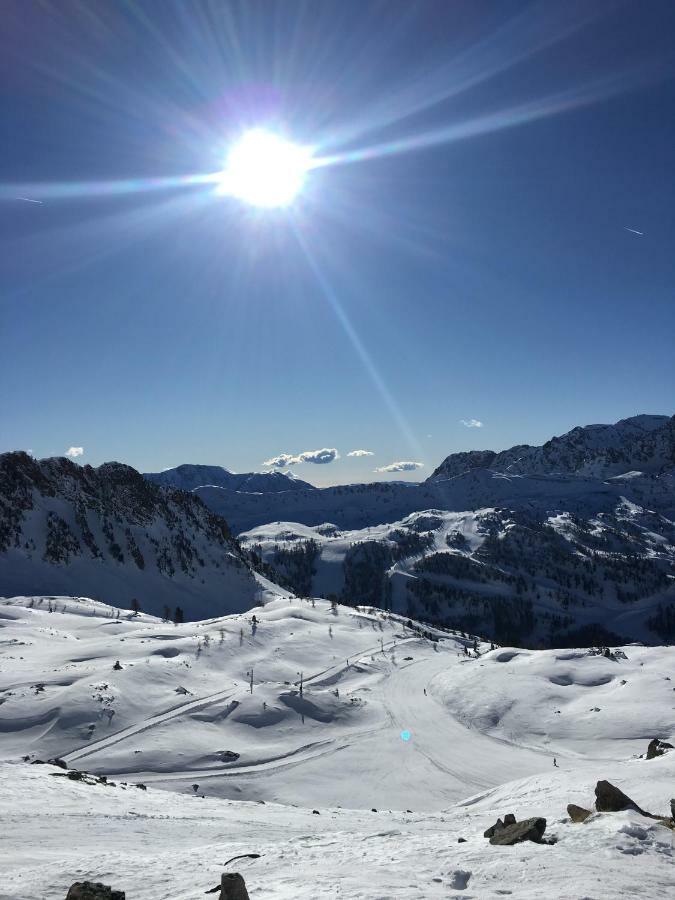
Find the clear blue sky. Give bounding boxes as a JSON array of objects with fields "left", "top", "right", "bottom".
[{"left": 2, "top": 0, "right": 674, "bottom": 486}]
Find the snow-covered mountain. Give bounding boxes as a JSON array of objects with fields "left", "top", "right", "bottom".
[
  {"left": 191, "top": 416, "right": 675, "bottom": 533},
  {"left": 144, "top": 463, "right": 315, "bottom": 493},
  {"left": 0, "top": 452, "right": 267, "bottom": 619},
  {"left": 1, "top": 594, "right": 673, "bottom": 899},
  {"left": 241, "top": 504, "right": 675, "bottom": 647},
  {"left": 430, "top": 414, "right": 674, "bottom": 480}
]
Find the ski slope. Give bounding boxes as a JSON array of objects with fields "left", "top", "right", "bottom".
[
  {"left": 1, "top": 595, "right": 674, "bottom": 898},
  {"left": 1, "top": 595, "right": 673, "bottom": 809}
]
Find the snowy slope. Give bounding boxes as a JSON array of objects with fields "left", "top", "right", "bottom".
[
  {"left": 0, "top": 452, "right": 271, "bottom": 620},
  {"left": 1, "top": 595, "right": 674, "bottom": 899},
  {"left": 1, "top": 596, "right": 673, "bottom": 808}
]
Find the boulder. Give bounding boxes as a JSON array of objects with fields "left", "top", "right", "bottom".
[
  {"left": 567, "top": 804, "right": 592, "bottom": 823},
  {"left": 646, "top": 738, "right": 674, "bottom": 759},
  {"left": 65, "top": 882, "right": 125, "bottom": 899},
  {"left": 671, "top": 799, "right": 675, "bottom": 822},
  {"left": 503, "top": 813, "right": 516, "bottom": 826},
  {"left": 48, "top": 757, "right": 68, "bottom": 769},
  {"left": 483, "top": 818, "right": 504, "bottom": 838},
  {"left": 489, "top": 817, "right": 547, "bottom": 846},
  {"left": 594, "top": 780, "right": 644, "bottom": 814},
  {"left": 218, "top": 873, "right": 250, "bottom": 900}
]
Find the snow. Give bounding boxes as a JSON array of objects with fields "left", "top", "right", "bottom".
[{"left": 1, "top": 596, "right": 674, "bottom": 898}]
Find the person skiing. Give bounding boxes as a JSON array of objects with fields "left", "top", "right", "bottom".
[{"left": 553, "top": 757, "right": 558, "bottom": 767}]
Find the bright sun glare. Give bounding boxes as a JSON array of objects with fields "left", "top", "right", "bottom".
[{"left": 218, "top": 129, "right": 312, "bottom": 208}]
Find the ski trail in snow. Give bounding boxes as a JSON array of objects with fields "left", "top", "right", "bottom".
[{"left": 66, "top": 687, "right": 238, "bottom": 764}]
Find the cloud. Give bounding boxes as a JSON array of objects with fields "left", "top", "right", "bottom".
[
  {"left": 65, "top": 446, "right": 84, "bottom": 458},
  {"left": 347, "top": 449, "right": 374, "bottom": 457},
  {"left": 375, "top": 460, "right": 424, "bottom": 473},
  {"left": 460, "top": 418, "right": 483, "bottom": 428},
  {"left": 263, "top": 448, "right": 339, "bottom": 468}
]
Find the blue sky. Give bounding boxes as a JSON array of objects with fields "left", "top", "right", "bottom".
[{"left": 2, "top": 0, "right": 674, "bottom": 487}]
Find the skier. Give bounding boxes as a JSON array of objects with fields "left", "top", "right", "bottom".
[
  {"left": 553, "top": 757, "right": 558, "bottom": 768},
  {"left": 423, "top": 688, "right": 427, "bottom": 696}
]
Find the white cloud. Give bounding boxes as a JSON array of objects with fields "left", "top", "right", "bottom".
[
  {"left": 263, "top": 448, "right": 339, "bottom": 468},
  {"left": 375, "top": 461, "right": 424, "bottom": 473},
  {"left": 347, "top": 449, "right": 374, "bottom": 457},
  {"left": 263, "top": 453, "right": 297, "bottom": 468},
  {"left": 65, "top": 446, "right": 84, "bottom": 458},
  {"left": 460, "top": 418, "right": 483, "bottom": 428}
]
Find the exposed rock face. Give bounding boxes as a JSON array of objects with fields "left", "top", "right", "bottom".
[
  {"left": 489, "top": 817, "right": 547, "bottom": 846},
  {"left": 646, "top": 738, "right": 674, "bottom": 759},
  {"left": 594, "top": 780, "right": 646, "bottom": 814},
  {"left": 567, "top": 804, "right": 592, "bottom": 823},
  {"left": 65, "top": 882, "right": 125, "bottom": 899}
]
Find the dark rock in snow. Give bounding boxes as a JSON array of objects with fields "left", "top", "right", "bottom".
[
  {"left": 65, "top": 882, "right": 125, "bottom": 899},
  {"left": 216, "top": 872, "right": 250, "bottom": 900},
  {"left": 489, "top": 817, "right": 547, "bottom": 846},
  {"left": 483, "top": 818, "right": 504, "bottom": 838},
  {"left": 646, "top": 738, "right": 674, "bottom": 759},
  {"left": 48, "top": 757, "right": 68, "bottom": 769},
  {"left": 503, "top": 813, "right": 516, "bottom": 826},
  {"left": 217, "top": 750, "right": 240, "bottom": 762},
  {"left": 594, "top": 780, "right": 645, "bottom": 814},
  {"left": 567, "top": 804, "right": 592, "bottom": 823}
]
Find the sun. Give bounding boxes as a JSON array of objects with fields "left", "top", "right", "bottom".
[{"left": 218, "top": 129, "right": 313, "bottom": 208}]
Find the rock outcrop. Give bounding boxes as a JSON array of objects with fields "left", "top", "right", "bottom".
[
  {"left": 646, "top": 738, "right": 674, "bottom": 759},
  {"left": 594, "top": 780, "right": 648, "bottom": 814},
  {"left": 483, "top": 814, "right": 547, "bottom": 845}
]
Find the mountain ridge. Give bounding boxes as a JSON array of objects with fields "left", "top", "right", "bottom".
[
  {"left": 0, "top": 451, "right": 268, "bottom": 619},
  {"left": 430, "top": 414, "right": 674, "bottom": 481},
  {"left": 144, "top": 463, "right": 316, "bottom": 493}
]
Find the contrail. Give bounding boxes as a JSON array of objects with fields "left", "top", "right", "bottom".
[
  {"left": 624, "top": 226, "right": 644, "bottom": 236},
  {"left": 16, "top": 197, "right": 43, "bottom": 204}
]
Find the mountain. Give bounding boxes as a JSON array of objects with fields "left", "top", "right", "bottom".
[
  {"left": 1, "top": 594, "right": 673, "bottom": 899},
  {"left": 0, "top": 452, "right": 274, "bottom": 619},
  {"left": 241, "top": 503, "right": 675, "bottom": 647},
  {"left": 430, "top": 414, "right": 675, "bottom": 480},
  {"left": 190, "top": 415, "right": 675, "bottom": 534},
  {"left": 144, "top": 463, "right": 315, "bottom": 493}
]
